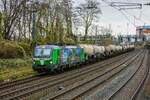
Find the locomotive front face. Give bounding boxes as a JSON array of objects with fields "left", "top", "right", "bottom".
[
  {"left": 34, "top": 48, "right": 51, "bottom": 57},
  {"left": 32, "top": 45, "right": 57, "bottom": 72},
  {"left": 33, "top": 46, "right": 53, "bottom": 66}
]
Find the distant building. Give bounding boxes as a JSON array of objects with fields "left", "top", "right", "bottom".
[
  {"left": 136, "top": 25, "right": 150, "bottom": 41},
  {"left": 118, "top": 35, "right": 138, "bottom": 44}
]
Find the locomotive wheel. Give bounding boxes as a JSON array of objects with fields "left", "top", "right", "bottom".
[
  {"left": 55, "top": 68, "right": 61, "bottom": 73},
  {"left": 60, "top": 66, "right": 64, "bottom": 72},
  {"left": 37, "top": 69, "right": 43, "bottom": 73}
]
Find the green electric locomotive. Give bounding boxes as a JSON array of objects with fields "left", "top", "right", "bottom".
[{"left": 32, "top": 45, "right": 86, "bottom": 73}]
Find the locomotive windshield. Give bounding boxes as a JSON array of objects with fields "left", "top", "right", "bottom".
[{"left": 34, "top": 48, "right": 51, "bottom": 58}]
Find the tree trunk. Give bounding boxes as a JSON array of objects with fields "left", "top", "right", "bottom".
[{"left": 84, "top": 25, "right": 88, "bottom": 41}]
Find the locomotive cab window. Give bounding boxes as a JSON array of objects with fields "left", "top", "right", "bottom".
[{"left": 34, "top": 48, "right": 51, "bottom": 58}]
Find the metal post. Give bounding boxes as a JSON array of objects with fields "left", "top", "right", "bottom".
[{"left": 95, "top": 25, "right": 98, "bottom": 44}]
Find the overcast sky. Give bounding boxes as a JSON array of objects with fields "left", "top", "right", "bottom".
[{"left": 73, "top": 0, "right": 150, "bottom": 36}]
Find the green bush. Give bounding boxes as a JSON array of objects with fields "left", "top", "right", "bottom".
[
  {"left": 0, "top": 58, "right": 35, "bottom": 82},
  {"left": 0, "top": 58, "right": 32, "bottom": 68},
  {"left": 19, "top": 42, "right": 32, "bottom": 56},
  {"left": 0, "top": 41, "right": 26, "bottom": 58},
  {"left": 64, "top": 37, "right": 75, "bottom": 44}
]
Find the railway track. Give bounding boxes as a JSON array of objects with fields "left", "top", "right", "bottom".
[
  {"left": 0, "top": 50, "right": 133, "bottom": 92},
  {"left": 26, "top": 51, "right": 142, "bottom": 99},
  {"left": 132, "top": 50, "right": 150, "bottom": 100},
  {"left": 71, "top": 50, "right": 147, "bottom": 100},
  {"left": 0, "top": 74, "right": 47, "bottom": 91},
  {"left": 0, "top": 52, "right": 134, "bottom": 95},
  {"left": 36, "top": 50, "right": 142, "bottom": 100},
  {"left": 0, "top": 50, "right": 140, "bottom": 99},
  {"left": 107, "top": 50, "right": 149, "bottom": 100},
  {"left": 42, "top": 50, "right": 144, "bottom": 100}
]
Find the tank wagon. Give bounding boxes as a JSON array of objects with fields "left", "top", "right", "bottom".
[
  {"left": 79, "top": 44, "right": 105, "bottom": 62},
  {"left": 32, "top": 44, "right": 135, "bottom": 73}
]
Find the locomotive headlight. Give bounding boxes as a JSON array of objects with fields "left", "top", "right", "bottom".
[
  {"left": 33, "top": 61, "right": 35, "bottom": 64},
  {"left": 50, "top": 61, "right": 52, "bottom": 64}
]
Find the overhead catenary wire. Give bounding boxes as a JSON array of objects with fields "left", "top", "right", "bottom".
[
  {"left": 119, "top": 10, "right": 137, "bottom": 27},
  {"left": 123, "top": 10, "right": 146, "bottom": 25},
  {"left": 101, "top": 0, "right": 144, "bottom": 27}
]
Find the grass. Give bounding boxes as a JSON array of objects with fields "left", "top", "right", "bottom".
[{"left": 0, "top": 58, "right": 37, "bottom": 82}]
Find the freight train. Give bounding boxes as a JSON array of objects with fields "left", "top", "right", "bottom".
[{"left": 32, "top": 44, "right": 135, "bottom": 73}]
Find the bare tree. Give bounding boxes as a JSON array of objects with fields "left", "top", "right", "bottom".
[
  {"left": 0, "top": 0, "right": 78, "bottom": 44},
  {"left": 1, "top": 0, "right": 29, "bottom": 40},
  {"left": 62, "top": 0, "right": 73, "bottom": 38},
  {"left": 76, "top": 0, "right": 101, "bottom": 40},
  {"left": 0, "top": 12, "right": 2, "bottom": 39},
  {"left": 101, "top": 25, "right": 113, "bottom": 36}
]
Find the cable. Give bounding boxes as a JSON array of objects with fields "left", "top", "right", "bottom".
[
  {"left": 119, "top": 10, "right": 137, "bottom": 27},
  {"left": 123, "top": 10, "right": 146, "bottom": 24},
  {"left": 101, "top": 0, "right": 137, "bottom": 27}
]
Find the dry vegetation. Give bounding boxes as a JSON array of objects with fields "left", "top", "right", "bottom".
[
  {"left": 0, "top": 58, "right": 36, "bottom": 82},
  {"left": 0, "top": 41, "right": 35, "bottom": 82}
]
